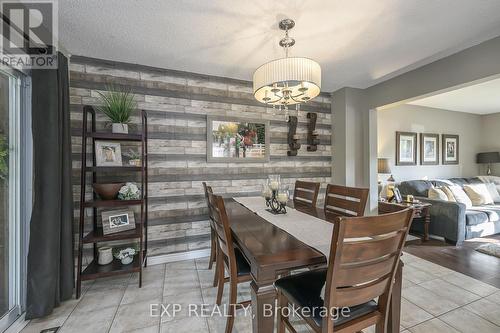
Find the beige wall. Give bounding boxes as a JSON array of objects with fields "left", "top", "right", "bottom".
[{"left": 377, "top": 104, "right": 482, "bottom": 181}]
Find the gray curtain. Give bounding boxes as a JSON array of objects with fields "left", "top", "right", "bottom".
[{"left": 26, "top": 52, "right": 74, "bottom": 319}]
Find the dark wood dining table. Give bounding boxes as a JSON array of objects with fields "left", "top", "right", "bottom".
[{"left": 224, "top": 198, "right": 403, "bottom": 333}]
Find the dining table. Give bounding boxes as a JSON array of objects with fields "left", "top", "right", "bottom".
[{"left": 224, "top": 197, "right": 403, "bottom": 333}]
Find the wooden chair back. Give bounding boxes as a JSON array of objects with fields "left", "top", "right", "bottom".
[
  {"left": 324, "top": 184, "right": 369, "bottom": 217},
  {"left": 206, "top": 192, "right": 238, "bottom": 275},
  {"left": 322, "top": 209, "right": 414, "bottom": 331},
  {"left": 293, "top": 180, "right": 320, "bottom": 207},
  {"left": 202, "top": 182, "right": 214, "bottom": 218}
]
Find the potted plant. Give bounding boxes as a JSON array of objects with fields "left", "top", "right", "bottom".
[
  {"left": 124, "top": 149, "right": 141, "bottom": 166},
  {"left": 118, "top": 182, "right": 141, "bottom": 200},
  {"left": 96, "top": 86, "right": 137, "bottom": 134},
  {"left": 0, "top": 135, "right": 8, "bottom": 182}
]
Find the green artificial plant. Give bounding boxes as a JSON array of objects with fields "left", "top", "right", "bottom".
[
  {"left": 96, "top": 85, "right": 137, "bottom": 124},
  {"left": 0, "top": 135, "right": 8, "bottom": 181}
]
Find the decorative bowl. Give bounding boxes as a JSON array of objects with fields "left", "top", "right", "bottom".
[{"left": 93, "top": 183, "right": 125, "bottom": 200}]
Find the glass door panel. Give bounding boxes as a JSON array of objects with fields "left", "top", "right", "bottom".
[{"left": 0, "top": 68, "right": 22, "bottom": 331}]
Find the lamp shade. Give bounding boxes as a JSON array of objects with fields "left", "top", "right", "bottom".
[
  {"left": 378, "top": 158, "right": 392, "bottom": 174},
  {"left": 477, "top": 152, "right": 500, "bottom": 164},
  {"left": 253, "top": 57, "right": 321, "bottom": 106}
]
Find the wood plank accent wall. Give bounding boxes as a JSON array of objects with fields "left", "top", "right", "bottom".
[{"left": 69, "top": 56, "right": 332, "bottom": 258}]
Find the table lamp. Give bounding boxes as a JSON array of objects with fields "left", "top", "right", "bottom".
[
  {"left": 477, "top": 152, "right": 500, "bottom": 175},
  {"left": 378, "top": 158, "right": 395, "bottom": 183}
]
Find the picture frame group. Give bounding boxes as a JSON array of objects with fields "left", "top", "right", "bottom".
[{"left": 396, "top": 132, "right": 459, "bottom": 166}]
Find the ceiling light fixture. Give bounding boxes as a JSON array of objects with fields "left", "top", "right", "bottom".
[{"left": 253, "top": 19, "right": 321, "bottom": 116}]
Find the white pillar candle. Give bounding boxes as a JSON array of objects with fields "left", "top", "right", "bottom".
[
  {"left": 277, "top": 193, "right": 288, "bottom": 203},
  {"left": 270, "top": 181, "right": 279, "bottom": 190}
]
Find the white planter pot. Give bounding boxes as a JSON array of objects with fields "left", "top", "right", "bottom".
[
  {"left": 112, "top": 123, "right": 128, "bottom": 134},
  {"left": 121, "top": 256, "right": 133, "bottom": 265},
  {"left": 98, "top": 247, "right": 113, "bottom": 265}
]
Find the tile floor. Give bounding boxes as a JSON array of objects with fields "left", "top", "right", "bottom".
[{"left": 20, "top": 252, "right": 500, "bottom": 333}]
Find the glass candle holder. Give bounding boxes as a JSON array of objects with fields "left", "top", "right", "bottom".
[
  {"left": 277, "top": 188, "right": 289, "bottom": 204},
  {"left": 268, "top": 174, "right": 281, "bottom": 191}
]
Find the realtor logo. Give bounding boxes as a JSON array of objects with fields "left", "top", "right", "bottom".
[{"left": 1, "top": 0, "right": 58, "bottom": 68}]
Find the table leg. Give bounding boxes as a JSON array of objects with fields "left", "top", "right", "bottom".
[
  {"left": 251, "top": 280, "right": 276, "bottom": 333},
  {"left": 424, "top": 211, "right": 430, "bottom": 241},
  {"left": 388, "top": 260, "right": 403, "bottom": 333}
]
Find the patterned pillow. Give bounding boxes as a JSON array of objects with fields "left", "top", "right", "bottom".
[
  {"left": 485, "top": 183, "right": 500, "bottom": 203},
  {"left": 463, "top": 184, "right": 494, "bottom": 206},
  {"left": 428, "top": 187, "right": 448, "bottom": 201},
  {"left": 447, "top": 185, "right": 472, "bottom": 208}
]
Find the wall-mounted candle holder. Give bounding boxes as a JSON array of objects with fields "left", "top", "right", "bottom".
[
  {"left": 287, "top": 116, "right": 301, "bottom": 156},
  {"left": 307, "top": 112, "right": 320, "bottom": 151}
]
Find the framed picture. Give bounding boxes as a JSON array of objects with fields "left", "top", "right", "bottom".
[
  {"left": 396, "top": 132, "right": 417, "bottom": 166},
  {"left": 95, "top": 141, "right": 123, "bottom": 166},
  {"left": 207, "top": 116, "right": 270, "bottom": 162},
  {"left": 442, "top": 134, "right": 459, "bottom": 165},
  {"left": 101, "top": 209, "right": 136, "bottom": 235},
  {"left": 420, "top": 133, "right": 439, "bottom": 165}
]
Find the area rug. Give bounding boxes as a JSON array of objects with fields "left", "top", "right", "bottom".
[{"left": 476, "top": 243, "right": 500, "bottom": 258}]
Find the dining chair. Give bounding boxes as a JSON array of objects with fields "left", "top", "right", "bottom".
[
  {"left": 293, "top": 180, "right": 321, "bottom": 207},
  {"left": 202, "top": 182, "right": 218, "bottom": 281},
  {"left": 324, "top": 184, "right": 369, "bottom": 217},
  {"left": 207, "top": 191, "right": 252, "bottom": 333},
  {"left": 275, "top": 208, "right": 414, "bottom": 333}
]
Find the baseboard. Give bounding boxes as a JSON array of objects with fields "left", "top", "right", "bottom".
[{"left": 147, "top": 249, "right": 210, "bottom": 265}]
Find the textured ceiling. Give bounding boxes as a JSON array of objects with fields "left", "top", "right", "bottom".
[
  {"left": 58, "top": 0, "right": 500, "bottom": 91},
  {"left": 409, "top": 78, "right": 500, "bottom": 115}
]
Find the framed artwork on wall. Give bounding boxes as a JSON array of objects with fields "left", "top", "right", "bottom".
[
  {"left": 207, "top": 116, "right": 270, "bottom": 163},
  {"left": 442, "top": 134, "right": 459, "bottom": 165},
  {"left": 396, "top": 131, "right": 417, "bottom": 166},
  {"left": 420, "top": 133, "right": 439, "bottom": 165},
  {"left": 95, "top": 141, "right": 123, "bottom": 166}
]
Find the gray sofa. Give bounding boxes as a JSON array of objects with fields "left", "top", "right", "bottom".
[{"left": 398, "top": 177, "right": 500, "bottom": 245}]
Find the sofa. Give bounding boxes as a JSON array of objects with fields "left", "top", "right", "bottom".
[{"left": 398, "top": 176, "right": 500, "bottom": 245}]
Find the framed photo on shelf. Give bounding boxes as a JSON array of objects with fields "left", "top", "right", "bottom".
[
  {"left": 95, "top": 141, "right": 123, "bottom": 166},
  {"left": 442, "top": 134, "right": 459, "bottom": 165},
  {"left": 420, "top": 133, "right": 439, "bottom": 165},
  {"left": 396, "top": 131, "right": 417, "bottom": 166},
  {"left": 101, "top": 209, "right": 136, "bottom": 235}
]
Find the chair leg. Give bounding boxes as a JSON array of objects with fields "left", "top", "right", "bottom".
[
  {"left": 216, "top": 259, "right": 225, "bottom": 306},
  {"left": 277, "top": 290, "right": 287, "bottom": 333},
  {"left": 225, "top": 279, "right": 237, "bottom": 333},
  {"left": 208, "top": 227, "right": 216, "bottom": 269}
]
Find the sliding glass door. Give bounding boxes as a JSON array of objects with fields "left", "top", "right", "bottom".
[{"left": 0, "top": 68, "right": 29, "bottom": 331}]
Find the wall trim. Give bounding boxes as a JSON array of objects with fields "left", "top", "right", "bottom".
[{"left": 147, "top": 249, "right": 211, "bottom": 265}]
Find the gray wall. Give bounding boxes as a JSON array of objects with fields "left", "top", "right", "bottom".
[
  {"left": 480, "top": 112, "right": 500, "bottom": 176},
  {"left": 69, "top": 56, "right": 332, "bottom": 258},
  {"left": 331, "top": 36, "right": 500, "bottom": 208},
  {"left": 377, "top": 105, "right": 482, "bottom": 181}
]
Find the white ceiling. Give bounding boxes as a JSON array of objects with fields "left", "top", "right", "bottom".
[
  {"left": 408, "top": 78, "right": 500, "bottom": 115},
  {"left": 58, "top": 0, "right": 500, "bottom": 92}
]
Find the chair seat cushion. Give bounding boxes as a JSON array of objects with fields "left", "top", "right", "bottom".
[
  {"left": 234, "top": 247, "right": 251, "bottom": 276},
  {"left": 274, "top": 269, "right": 378, "bottom": 327}
]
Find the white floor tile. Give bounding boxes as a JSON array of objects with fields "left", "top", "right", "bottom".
[{"left": 440, "top": 307, "right": 500, "bottom": 333}]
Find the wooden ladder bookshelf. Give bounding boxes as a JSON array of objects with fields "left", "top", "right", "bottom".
[{"left": 76, "top": 105, "right": 148, "bottom": 298}]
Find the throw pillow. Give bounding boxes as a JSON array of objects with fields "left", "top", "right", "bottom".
[
  {"left": 486, "top": 183, "right": 500, "bottom": 203},
  {"left": 463, "top": 184, "right": 494, "bottom": 206},
  {"left": 428, "top": 187, "right": 448, "bottom": 201},
  {"left": 441, "top": 186, "right": 457, "bottom": 202},
  {"left": 448, "top": 185, "right": 473, "bottom": 208}
]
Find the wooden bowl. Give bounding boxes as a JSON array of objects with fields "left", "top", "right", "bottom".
[{"left": 92, "top": 183, "right": 125, "bottom": 200}]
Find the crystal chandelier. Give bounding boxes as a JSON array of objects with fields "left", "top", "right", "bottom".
[{"left": 253, "top": 19, "right": 321, "bottom": 114}]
